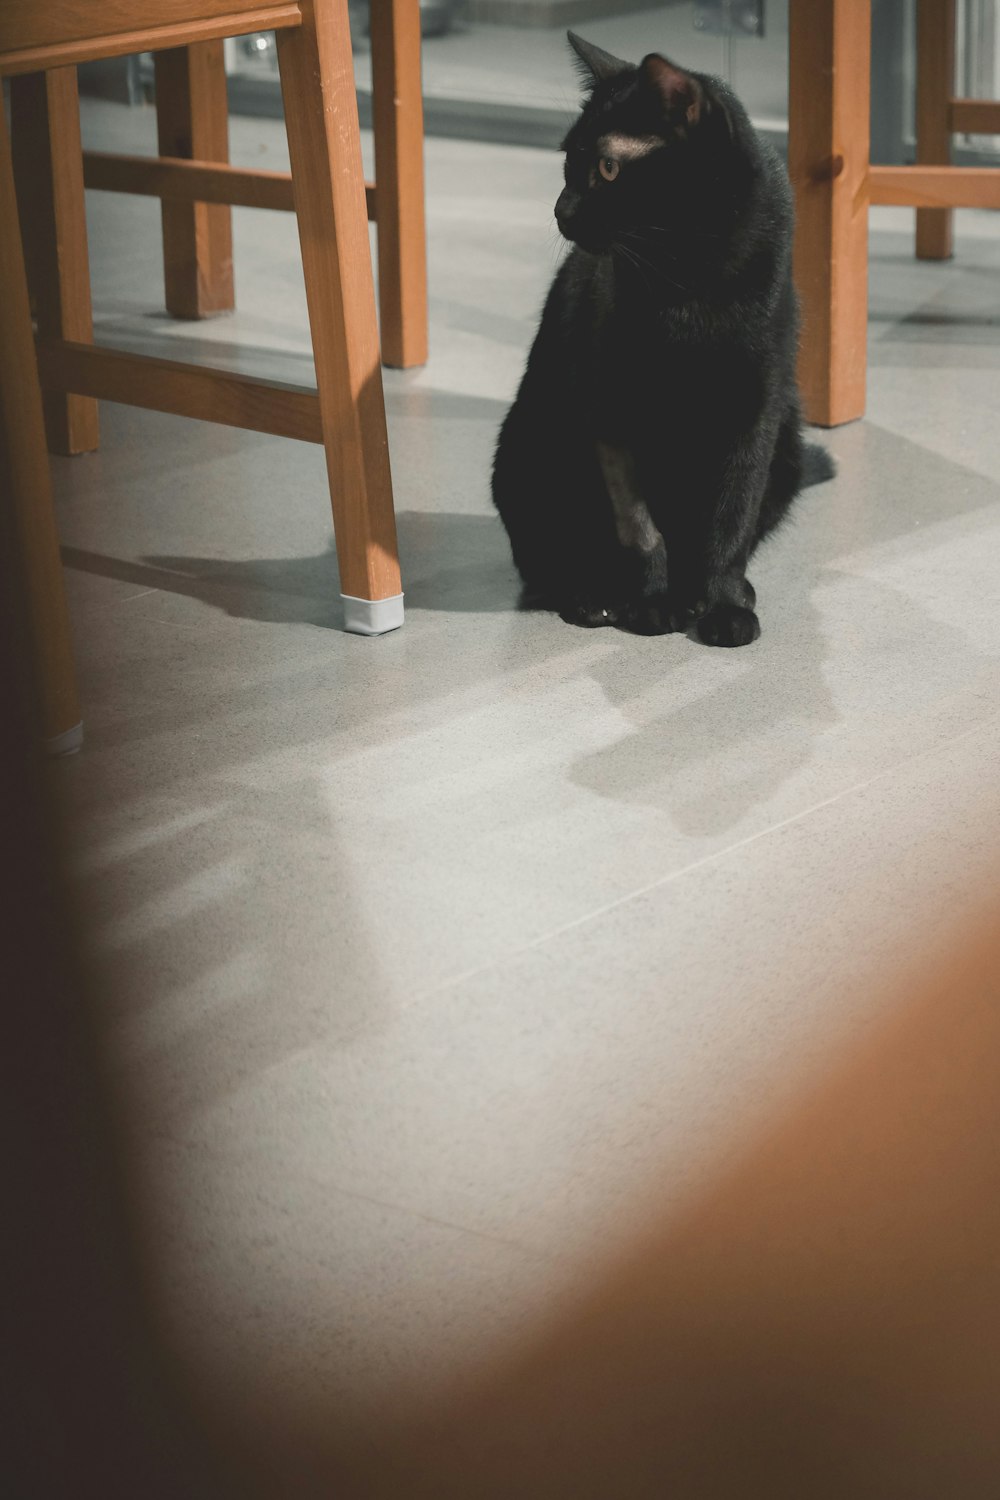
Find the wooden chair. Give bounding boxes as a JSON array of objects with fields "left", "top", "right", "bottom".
[
  {"left": 76, "top": 1, "right": 428, "bottom": 367},
  {"left": 1, "top": 0, "right": 418, "bottom": 754},
  {"left": 913, "top": 0, "right": 1000, "bottom": 264},
  {"left": 789, "top": 0, "right": 1000, "bottom": 429}
]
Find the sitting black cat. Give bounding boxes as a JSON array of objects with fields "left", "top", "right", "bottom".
[{"left": 492, "top": 32, "right": 834, "bottom": 646}]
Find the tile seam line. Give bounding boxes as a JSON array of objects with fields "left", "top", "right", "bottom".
[
  {"left": 279, "top": 711, "right": 1000, "bottom": 1237},
  {"left": 146, "top": 709, "right": 1000, "bottom": 1121},
  {"left": 160, "top": 713, "right": 1000, "bottom": 1108},
  {"left": 295, "top": 1172, "right": 557, "bottom": 1261},
  {"left": 149, "top": 1128, "right": 560, "bottom": 1259},
  {"left": 348, "top": 708, "right": 1000, "bottom": 1036},
  {"left": 163, "top": 713, "right": 999, "bottom": 1240}
]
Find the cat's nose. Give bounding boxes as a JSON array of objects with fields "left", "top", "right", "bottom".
[{"left": 554, "top": 188, "right": 578, "bottom": 234}]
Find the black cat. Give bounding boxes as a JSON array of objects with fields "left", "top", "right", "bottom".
[{"left": 492, "top": 32, "right": 834, "bottom": 646}]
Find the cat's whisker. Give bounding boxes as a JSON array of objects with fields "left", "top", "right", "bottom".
[
  {"left": 547, "top": 226, "right": 567, "bottom": 267},
  {"left": 628, "top": 225, "right": 725, "bottom": 250},
  {"left": 615, "top": 235, "right": 692, "bottom": 297},
  {"left": 612, "top": 241, "right": 656, "bottom": 299},
  {"left": 626, "top": 249, "right": 690, "bottom": 295}
]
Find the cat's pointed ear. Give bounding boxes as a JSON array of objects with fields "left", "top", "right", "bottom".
[
  {"left": 567, "top": 31, "right": 629, "bottom": 86},
  {"left": 641, "top": 54, "right": 704, "bottom": 125}
]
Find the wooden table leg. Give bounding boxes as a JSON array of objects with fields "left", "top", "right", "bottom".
[
  {"left": 370, "top": 0, "right": 428, "bottom": 369},
  {"left": 154, "top": 42, "right": 235, "bottom": 319},
  {"left": 788, "top": 0, "right": 871, "bottom": 428},
  {"left": 0, "top": 106, "right": 82, "bottom": 751},
  {"left": 916, "top": 0, "right": 956, "bottom": 260},
  {"left": 277, "top": 0, "right": 403, "bottom": 633},
  {"left": 9, "top": 68, "right": 99, "bottom": 458}
]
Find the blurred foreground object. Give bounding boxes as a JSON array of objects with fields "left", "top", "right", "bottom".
[
  {"left": 2, "top": 379, "right": 219, "bottom": 1497},
  {"left": 366, "top": 906, "right": 1000, "bottom": 1497}
]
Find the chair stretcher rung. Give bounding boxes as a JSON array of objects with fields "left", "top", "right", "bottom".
[
  {"left": 36, "top": 338, "right": 323, "bottom": 444},
  {"left": 82, "top": 150, "right": 377, "bottom": 220},
  {"left": 868, "top": 164, "right": 1000, "bottom": 210}
]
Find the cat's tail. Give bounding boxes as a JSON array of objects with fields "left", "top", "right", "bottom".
[{"left": 803, "top": 441, "right": 836, "bottom": 488}]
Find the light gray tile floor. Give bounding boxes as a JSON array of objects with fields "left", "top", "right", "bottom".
[
  {"left": 351, "top": 4, "right": 789, "bottom": 126},
  {"left": 51, "top": 98, "right": 1000, "bottom": 1444}
]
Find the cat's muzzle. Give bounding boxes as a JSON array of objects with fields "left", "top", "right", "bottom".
[
  {"left": 553, "top": 188, "right": 599, "bottom": 244},
  {"left": 555, "top": 202, "right": 609, "bottom": 254}
]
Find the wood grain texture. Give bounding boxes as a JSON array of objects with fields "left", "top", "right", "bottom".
[
  {"left": 371, "top": 0, "right": 428, "bottom": 368},
  {"left": 84, "top": 149, "right": 295, "bottom": 208},
  {"left": 916, "top": 0, "right": 956, "bottom": 260},
  {"left": 82, "top": 150, "right": 377, "bottom": 217},
  {"left": 0, "top": 5, "right": 302, "bottom": 76},
  {"left": 788, "top": 0, "right": 871, "bottom": 428},
  {"left": 0, "top": 108, "right": 81, "bottom": 741},
  {"left": 36, "top": 339, "right": 323, "bottom": 444},
  {"left": 869, "top": 164, "right": 1000, "bottom": 210},
  {"left": 277, "top": 0, "right": 401, "bottom": 603},
  {"left": 154, "top": 42, "right": 234, "bottom": 318},
  {"left": 9, "top": 67, "right": 99, "bottom": 456},
  {"left": 949, "top": 97, "right": 1000, "bottom": 135}
]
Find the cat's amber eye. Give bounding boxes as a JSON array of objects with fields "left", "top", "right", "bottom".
[{"left": 598, "top": 157, "right": 620, "bottom": 183}]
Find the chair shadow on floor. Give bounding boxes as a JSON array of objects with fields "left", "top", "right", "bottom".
[{"left": 61, "top": 511, "right": 522, "bottom": 628}]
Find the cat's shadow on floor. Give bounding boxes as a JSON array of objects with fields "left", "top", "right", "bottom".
[
  {"left": 569, "top": 578, "right": 837, "bottom": 838},
  {"left": 568, "top": 570, "right": 978, "bottom": 838}
]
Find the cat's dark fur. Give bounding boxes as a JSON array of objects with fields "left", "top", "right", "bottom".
[{"left": 492, "top": 32, "right": 834, "bottom": 646}]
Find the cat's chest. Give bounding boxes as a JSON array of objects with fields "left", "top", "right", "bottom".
[
  {"left": 596, "top": 326, "right": 715, "bottom": 421},
  {"left": 592, "top": 314, "right": 757, "bottom": 436}
]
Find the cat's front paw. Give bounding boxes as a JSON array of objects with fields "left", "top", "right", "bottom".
[
  {"left": 624, "top": 594, "right": 688, "bottom": 636},
  {"left": 559, "top": 600, "right": 624, "bottom": 628},
  {"left": 695, "top": 603, "right": 761, "bottom": 647}
]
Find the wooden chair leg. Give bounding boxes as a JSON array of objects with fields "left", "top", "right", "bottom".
[
  {"left": 788, "top": 0, "right": 872, "bottom": 428},
  {"left": 916, "top": 0, "right": 956, "bottom": 260},
  {"left": 0, "top": 106, "right": 82, "bottom": 751},
  {"left": 370, "top": 0, "right": 428, "bottom": 369},
  {"left": 9, "top": 68, "right": 99, "bottom": 458},
  {"left": 154, "top": 42, "right": 235, "bottom": 319},
  {"left": 277, "top": 0, "right": 402, "bottom": 632}
]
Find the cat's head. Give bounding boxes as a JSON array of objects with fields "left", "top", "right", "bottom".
[{"left": 555, "top": 32, "right": 749, "bottom": 257}]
